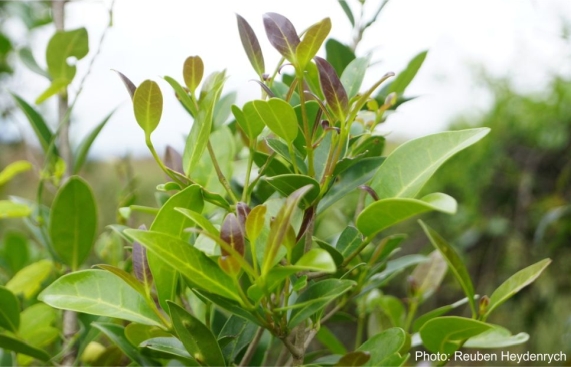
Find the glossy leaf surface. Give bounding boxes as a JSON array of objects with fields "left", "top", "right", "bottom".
[
  {"left": 356, "top": 193, "right": 457, "bottom": 237},
  {"left": 251, "top": 99, "right": 298, "bottom": 143},
  {"left": 370, "top": 128, "right": 490, "bottom": 199},
  {"left": 39, "top": 270, "right": 163, "bottom": 326},
  {"left": 357, "top": 328, "right": 407, "bottom": 367},
  {"left": 485, "top": 258, "right": 551, "bottom": 317},
  {"left": 168, "top": 302, "right": 225, "bottom": 366},
  {"left": 288, "top": 279, "right": 355, "bottom": 328},
  {"left": 125, "top": 229, "right": 242, "bottom": 303},
  {"left": 463, "top": 325, "right": 529, "bottom": 349},
  {"left": 149, "top": 184, "right": 203, "bottom": 311},
  {"left": 183, "top": 71, "right": 226, "bottom": 175},
  {"left": 49, "top": 176, "right": 97, "bottom": 270},
  {"left": 265, "top": 174, "right": 320, "bottom": 208},
  {"left": 420, "top": 316, "right": 492, "bottom": 354}
]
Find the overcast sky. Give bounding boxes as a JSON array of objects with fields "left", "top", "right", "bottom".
[{"left": 7, "top": 0, "right": 571, "bottom": 159}]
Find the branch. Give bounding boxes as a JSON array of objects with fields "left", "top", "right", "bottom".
[{"left": 239, "top": 327, "right": 264, "bottom": 367}]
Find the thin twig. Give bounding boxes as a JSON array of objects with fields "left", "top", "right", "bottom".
[{"left": 239, "top": 327, "right": 264, "bottom": 367}]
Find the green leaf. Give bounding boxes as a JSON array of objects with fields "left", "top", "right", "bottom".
[
  {"left": 296, "top": 18, "right": 331, "bottom": 70},
  {"left": 387, "top": 50, "right": 428, "bottom": 95},
  {"left": 265, "top": 174, "right": 320, "bottom": 208},
  {"left": 95, "top": 264, "right": 147, "bottom": 299},
  {"left": 336, "top": 226, "right": 362, "bottom": 258},
  {"left": 2, "top": 231, "right": 29, "bottom": 274},
  {"left": 0, "top": 200, "right": 31, "bottom": 218},
  {"left": 213, "top": 92, "right": 236, "bottom": 128},
  {"left": 236, "top": 14, "right": 265, "bottom": 77},
  {"left": 370, "top": 128, "right": 490, "bottom": 199},
  {"left": 133, "top": 80, "right": 163, "bottom": 138},
  {"left": 232, "top": 104, "right": 264, "bottom": 141},
  {"left": 19, "top": 47, "right": 49, "bottom": 78},
  {"left": 11, "top": 93, "right": 57, "bottom": 156},
  {"left": 263, "top": 12, "right": 300, "bottom": 62},
  {"left": 485, "top": 258, "right": 551, "bottom": 318},
  {"left": 337, "top": 1, "right": 355, "bottom": 27},
  {"left": 193, "top": 290, "right": 263, "bottom": 326},
  {"left": 341, "top": 57, "right": 369, "bottom": 99},
  {"left": 38, "top": 270, "right": 163, "bottom": 326},
  {"left": 73, "top": 109, "right": 115, "bottom": 174},
  {"left": 49, "top": 176, "right": 97, "bottom": 270},
  {"left": 38, "top": 27, "right": 89, "bottom": 103},
  {"left": 175, "top": 207, "right": 220, "bottom": 236},
  {"left": 412, "top": 297, "right": 470, "bottom": 333},
  {"left": 246, "top": 205, "right": 266, "bottom": 244},
  {"left": 124, "top": 323, "right": 170, "bottom": 347},
  {"left": 266, "top": 138, "right": 307, "bottom": 174},
  {"left": 164, "top": 75, "right": 197, "bottom": 115},
  {"left": 361, "top": 255, "right": 428, "bottom": 295},
  {"left": 356, "top": 193, "right": 457, "bottom": 237},
  {"left": 294, "top": 248, "right": 336, "bottom": 273},
  {"left": 93, "top": 322, "right": 157, "bottom": 366},
  {"left": 168, "top": 302, "right": 226, "bottom": 367},
  {"left": 336, "top": 351, "right": 370, "bottom": 367},
  {"left": 317, "top": 326, "right": 347, "bottom": 355},
  {"left": 183, "top": 71, "right": 226, "bottom": 175},
  {"left": 6, "top": 260, "right": 53, "bottom": 299},
  {"left": 319, "top": 157, "right": 385, "bottom": 213},
  {"left": 419, "top": 316, "right": 492, "bottom": 354},
  {"left": 140, "top": 337, "right": 195, "bottom": 364},
  {"left": 125, "top": 229, "right": 242, "bottom": 304},
  {"left": 463, "top": 325, "right": 529, "bottom": 349},
  {"left": 420, "top": 221, "right": 477, "bottom": 317},
  {"left": 0, "top": 286, "right": 20, "bottom": 332},
  {"left": 183, "top": 56, "right": 204, "bottom": 94},
  {"left": 357, "top": 328, "right": 407, "bottom": 366},
  {"left": 325, "top": 39, "right": 355, "bottom": 76},
  {"left": 0, "top": 160, "right": 32, "bottom": 186},
  {"left": 149, "top": 184, "right": 204, "bottom": 311},
  {"left": 0, "top": 335, "right": 50, "bottom": 362},
  {"left": 250, "top": 99, "right": 298, "bottom": 143},
  {"left": 287, "top": 279, "right": 356, "bottom": 328},
  {"left": 411, "top": 250, "right": 448, "bottom": 301},
  {"left": 262, "top": 185, "right": 312, "bottom": 275},
  {"left": 218, "top": 316, "right": 258, "bottom": 363},
  {"left": 315, "top": 56, "right": 349, "bottom": 120}
]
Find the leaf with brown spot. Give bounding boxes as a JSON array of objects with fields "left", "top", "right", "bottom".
[{"left": 221, "top": 213, "right": 244, "bottom": 256}]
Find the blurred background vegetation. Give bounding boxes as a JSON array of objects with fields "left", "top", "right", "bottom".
[{"left": 1, "top": 1, "right": 570, "bottom": 365}]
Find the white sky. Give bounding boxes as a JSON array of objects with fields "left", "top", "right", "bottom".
[{"left": 6, "top": 0, "right": 571, "bottom": 159}]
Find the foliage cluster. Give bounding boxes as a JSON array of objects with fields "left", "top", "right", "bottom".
[{"left": 0, "top": 1, "right": 552, "bottom": 366}]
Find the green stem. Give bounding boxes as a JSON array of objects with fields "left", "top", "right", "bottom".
[
  {"left": 297, "top": 76, "right": 314, "bottom": 176},
  {"left": 404, "top": 298, "right": 419, "bottom": 332},
  {"left": 146, "top": 136, "right": 184, "bottom": 186},
  {"left": 342, "top": 236, "right": 372, "bottom": 267},
  {"left": 242, "top": 143, "right": 255, "bottom": 203},
  {"left": 207, "top": 141, "right": 238, "bottom": 204}
]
